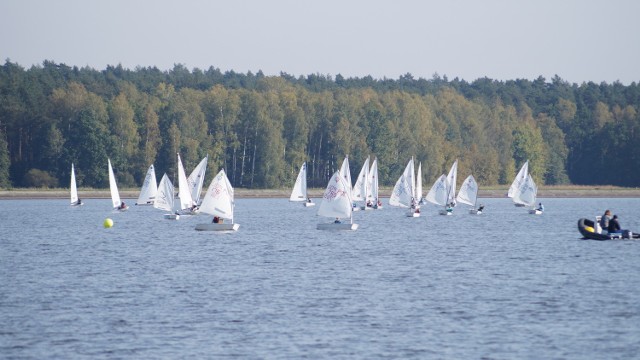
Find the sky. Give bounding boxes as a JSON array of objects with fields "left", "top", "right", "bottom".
[{"left": 1, "top": 0, "right": 639, "bottom": 85}]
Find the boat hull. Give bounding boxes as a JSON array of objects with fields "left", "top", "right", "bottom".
[
  {"left": 407, "top": 211, "right": 420, "bottom": 217},
  {"left": 469, "top": 209, "right": 482, "bottom": 215},
  {"left": 439, "top": 209, "right": 453, "bottom": 215},
  {"left": 195, "top": 223, "right": 240, "bottom": 231},
  {"left": 303, "top": 202, "right": 316, "bottom": 207},
  {"left": 529, "top": 209, "right": 543, "bottom": 215},
  {"left": 317, "top": 223, "right": 358, "bottom": 231},
  {"left": 164, "top": 214, "right": 180, "bottom": 220},
  {"left": 577, "top": 218, "right": 639, "bottom": 240}
]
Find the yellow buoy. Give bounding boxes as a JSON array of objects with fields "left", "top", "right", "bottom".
[
  {"left": 584, "top": 226, "right": 594, "bottom": 233},
  {"left": 103, "top": 218, "right": 114, "bottom": 228}
]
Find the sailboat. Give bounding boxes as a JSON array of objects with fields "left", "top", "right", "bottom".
[
  {"left": 367, "top": 157, "right": 382, "bottom": 209},
  {"left": 389, "top": 157, "right": 420, "bottom": 217},
  {"left": 513, "top": 173, "right": 542, "bottom": 215},
  {"left": 290, "top": 162, "right": 315, "bottom": 207},
  {"left": 154, "top": 173, "right": 179, "bottom": 220},
  {"left": 509, "top": 160, "right": 529, "bottom": 207},
  {"left": 317, "top": 170, "right": 358, "bottom": 230},
  {"left": 353, "top": 156, "right": 372, "bottom": 210},
  {"left": 425, "top": 174, "right": 448, "bottom": 214},
  {"left": 195, "top": 169, "right": 240, "bottom": 231},
  {"left": 70, "top": 163, "right": 83, "bottom": 206},
  {"left": 416, "top": 162, "right": 424, "bottom": 205},
  {"left": 456, "top": 175, "right": 482, "bottom": 214},
  {"left": 187, "top": 155, "right": 208, "bottom": 206},
  {"left": 108, "top": 158, "right": 128, "bottom": 211},
  {"left": 439, "top": 160, "right": 458, "bottom": 215},
  {"left": 135, "top": 164, "right": 157, "bottom": 205},
  {"left": 176, "top": 153, "right": 196, "bottom": 215},
  {"left": 339, "top": 155, "right": 357, "bottom": 211}
]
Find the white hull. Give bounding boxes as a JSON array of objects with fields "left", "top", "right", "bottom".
[
  {"left": 135, "top": 202, "right": 154, "bottom": 206},
  {"left": 195, "top": 223, "right": 240, "bottom": 231},
  {"left": 317, "top": 222, "right": 358, "bottom": 231},
  {"left": 469, "top": 209, "right": 482, "bottom": 215},
  {"left": 303, "top": 202, "right": 316, "bottom": 207},
  {"left": 71, "top": 201, "right": 84, "bottom": 206},
  {"left": 114, "top": 206, "right": 129, "bottom": 212},
  {"left": 529, "top": 209, "right": 543, "bottom": 215},
  {"left": 360, "top": 205, "right": 374, "bottom": 211},
  {"left": 164, "top": 214, "right": 180, "bottom": 220},
  {"left": 439, "top": 209, "right": 453, "bottom": 216},
  {"left": 407, "top": 211, "right": 420, "bottom": 217}
]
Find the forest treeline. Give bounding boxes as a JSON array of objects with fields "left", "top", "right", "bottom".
[{"left": 0, "top": 60, "right": 639, "bottom": 190}]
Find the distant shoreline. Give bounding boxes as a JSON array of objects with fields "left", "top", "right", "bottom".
[{"left": 1, "top": 187, "right": 639, "bottom": 199}]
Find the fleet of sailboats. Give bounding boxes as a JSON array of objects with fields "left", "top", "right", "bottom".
[{"left": 79, "top": 154, "right": 546, "bottom": 229}]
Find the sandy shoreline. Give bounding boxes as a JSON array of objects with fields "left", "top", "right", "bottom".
[{"left": 1, "top": 187, "right": 639, "bottom": 199}]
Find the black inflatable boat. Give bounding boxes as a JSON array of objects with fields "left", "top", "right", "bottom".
[{"left": 577, "top": 218, "right": 640, "bottom": 240}]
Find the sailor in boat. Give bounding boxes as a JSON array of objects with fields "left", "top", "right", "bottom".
[
  {"left": 307, "top": 197, "right": 312, "bottom": 203},
  {"left": 366, "top": 199, "right": 373, "bottom": 208},
  {"left": 536, "top": 202, "right": 544, "bottom": 212},
  {"left": 334, "top": 218, "right": 342, "bottom": 224},
  {"left": 75, "top": 198, "right": 82, "bottom": 205},
  {"left": 446, "top": 202, "right": 454, "bottom": 213},
  {"left": 600, "top": 210, "right": 612, "bottom": 230},
  {"left": 118, "top": 201, "right": 127, "bottom": 209},
  {"left": 212, "top": 216, "right": 224, "bottom": 224},
  {"left": 478, "top": 204, "right": 484, "bottom": 212}
]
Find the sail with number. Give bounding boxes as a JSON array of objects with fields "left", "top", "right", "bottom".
[
  {"left": 389, "top": 158, "right": 415, "bottom": 208},
  {"left": 317, "top": 170, "right": 353, "bottom": 220},
  {"left": 352, "top": 156, "right": 370, "bottom": 202},
  {"left": 513, "top": 174, "right": 537, "bottom": 208},
  {"left": 426, "top": 174, "right": 448, "bottom": 207},
  {"left": 136, "top": 164, "right": 157, "bottom": 205},
  {"left": 290, "top": 162, "right": 310, "bottom": 202},
  {"left": 508, "top": 161, "right": 529, "bottom": 198},
  {"left": 154, "top": 174, "right": 176, "bottom": 212},
  {"left": 456, "top": 175, "right": 478, "bottom": 208},
  {"left": 199, "top": 169, "right": 235, "bottom": 222}
]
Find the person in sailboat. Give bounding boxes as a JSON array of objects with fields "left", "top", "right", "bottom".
[
  {"left": 478, "top": 204, "right": 484, "bottom": 212},
  {"left": 307, "top": 197, "right": 312, "bottom": 203},
  {"left": 366, "top": 199, "right": 373, "bottom": 208},
  {"left": 334, "top": 218, "right": 342, "bottom": 224},
  {"left": 536, "top": 202, "right": 544, "bottom": 212},
  {"left": 213, "top": 216, "right": 219, "bottom": 223},
  {"left": 118, "top": 201, "right": 127, "bottom": 209}
]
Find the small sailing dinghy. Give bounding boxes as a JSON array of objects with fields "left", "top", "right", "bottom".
[
  {"left": 509, "top": 160, "right": 529, "bottom": 207},
  {"left": 456, "top": 175, "right": 482, "bottom": 214},
  {"left": 339, "top": 155, "right": 358, "bottom": 211},
  {"left": 187, "top": 155, "right": 208, "bottom": 207},
  {"left": 70, "top": 163, "right": 83, "bottom": 206},
  {"left": 108, "top": 159, "right": 128, "bottom": 211},
  {"left": 154, "top": 174, "right": 179, "bottom": 220},
  {"left": 290, "top": 162, "right": 315, "bottom": 207},
  {"left": 513, "top": 174, "right": 542, "bottom": 215},
  {"left": 426, "top": 174, "right": 448, "bottom": 214},
  {"left": 195, "top": 169, "right": 239, "bottom": 231},
  {"left": 353, "top": 156, "right": 372, "bottom": 210},
  {"left": 438, "top": 160, "right": 458, "bottom": 215},
  {"left": 176, "top": 153, "right": 197, "bottom": 215},
  {"left": 389, "top": 157, "right": 420, "bottom": 217},
  {"left": 135, "top": 164, "right": 157, "bottom": 205},
  {"left": 368, "top": 157, "right": 382, "bottom": 209},
  {"left": 317, "top": 170, "right": 358, "bottom": 230}
]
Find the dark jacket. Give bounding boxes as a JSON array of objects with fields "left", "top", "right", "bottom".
[{"left": 608, "top": 218, "right": 621, "bottom": 233}]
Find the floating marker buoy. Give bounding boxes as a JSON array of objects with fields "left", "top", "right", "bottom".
[{"left": 104, "top": 218, "right": 114, "bottom": 228}]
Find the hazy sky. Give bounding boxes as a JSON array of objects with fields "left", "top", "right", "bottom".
[{"left": 1, "top": 0, "right": 639, "bottom": 84}]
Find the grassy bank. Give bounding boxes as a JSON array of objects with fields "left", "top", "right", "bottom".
[{"left": 1, "top": 185, "right": 639, "bottom": 199}]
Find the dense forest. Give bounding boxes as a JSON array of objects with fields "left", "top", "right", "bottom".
[{"left": 0, "top": 60, "right": 639, "bottom": 190}]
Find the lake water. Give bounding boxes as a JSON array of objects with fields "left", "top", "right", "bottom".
[{"left": 1, "top": 197, "right": 639, "bottom": 359}]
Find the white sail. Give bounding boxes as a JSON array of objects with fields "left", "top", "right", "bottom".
[
  {"left": 389, "top": 158, "right": 415, "bottom": 208},
  {"left": 339, "top": 156, "right": 352, "bottom": 196},
  {"left": 108, "top": 159, "right": 121, "bottom": 208},
  {"left": 177, "top": 154, "right": 194, "bottom": 210},
  {"left": 154, "top": 173, "right": 175, "bottom": 212},
  {"left": 426, "top": 174, "right": 448, "bottom": 207},
  {"left": 368, "top": 158, "right": 379, "bottom": 202},
  {"left": 513, "top": 173, "right": 537, "bottom": 207},
  {"left": 508, "top": 160, "right": 529, "bottom": 198},
  {"left": 352, "top": 156, "right": 370, "bottom": 201},
  {"left": 317, "top": 170, "right": 354, "bottom": 220},
  {"left": 136, "top": 164, "right": 157, "bottom": 205},
  {"left": 290, "top": 162, "right": 309, "bottom": 202},
  {"left": 446, "top": 160, "right": 458, "bottom": 206},
  {"left": 187, "top": 155, "right": 208, "bottom": 205},
  {"left": 199, "top": 169, "right": 235, "bottom": 221},
  {"left": 416, "top": 162, "right": 423, "bottom": 201},
  {"left": 70, "top": 163, "right": 79, "bottom": 205},
  {"left": 456, "top": 175, "right": 478, "bottom": 207}
]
